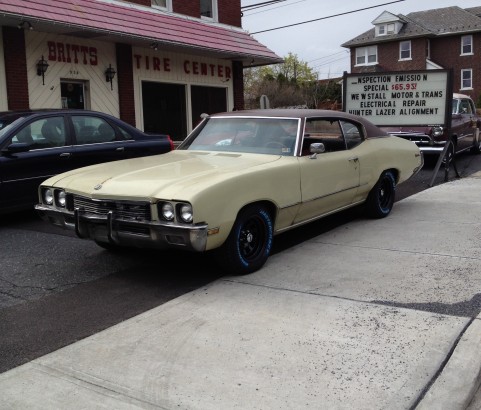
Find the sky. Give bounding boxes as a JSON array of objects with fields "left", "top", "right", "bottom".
[{"left": 240, "top": 0, "right": 481, "bottom": 79}]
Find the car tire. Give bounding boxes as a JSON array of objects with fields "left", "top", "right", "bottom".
[
  {"left": 442, "top": 141, "right": 455, "bottom": 164},
  {"left": 365, "top": 171, "right": 396, "bottom": 218},
  {"left": 94, "top": 240, "right": 123, "bottom": 252},
  {"left": 216, "top": 205, "right": 274, "bottom": 275},
  {"left": 470, "top": 129, "right": 481, "bottom": 154}
]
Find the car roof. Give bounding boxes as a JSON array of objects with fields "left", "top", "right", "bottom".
[
  {"left": 0, "top": 109, "right": 118, "bottom": 120},
  {"left": 208, "top": 109, "right": 388, "bottom": 137}
]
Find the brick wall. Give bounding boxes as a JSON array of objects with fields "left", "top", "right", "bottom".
[
  {"left": 2, "top": 27, "right": 29, "bottom": 110},
  {"left": 430, "top": 34, "right": 481, "bottom": 101},
  {"left": 218, "top": 0, "right": 241, "bottom": 27},
  {"left": 116, "top": 43, "right": 136, "bottom": 126},
  {"left": 128, "top": 0, "right": 242, "bottom": 26},
  {"left": 232, "top": 61, "right": 244, "bottom": 110},
  {"left": 173, "top": 2, "right": 198, "bottom": 18}
]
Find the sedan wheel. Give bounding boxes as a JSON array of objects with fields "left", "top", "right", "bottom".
[
  {"left": 471, "top": 129, "right": 481, "bottom": 154},
  {"left": 365, "top": 171, "right": 396, "bottom": 218},
  {"left": 216, "top": 205, "right": 273, "bottom": 275}
]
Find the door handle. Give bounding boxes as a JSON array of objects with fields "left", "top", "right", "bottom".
[
  {"left": 59, "top": 152, "right": 71, "bottom": 158},
  {"left": 348, "top": 157, "right": 359, "bottom": 162},
  {"left": 116, "top": 147, "right": 125, "bottom": 152}
]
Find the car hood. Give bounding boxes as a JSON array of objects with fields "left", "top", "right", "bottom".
[{"left": 49, "top": 150, "right": 283, "bottom": 199}]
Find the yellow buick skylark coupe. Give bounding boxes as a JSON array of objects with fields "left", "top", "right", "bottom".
[{"left": 36, "top": 109, "right": 423, "bottom": 274}]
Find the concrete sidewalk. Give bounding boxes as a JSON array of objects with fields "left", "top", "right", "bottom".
[{"left": 1, "top": 173, "right": 481, "bottom": 409}]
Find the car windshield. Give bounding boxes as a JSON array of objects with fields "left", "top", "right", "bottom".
[{"left": 180, "top": 117, "right": 299, "bottom": 156}]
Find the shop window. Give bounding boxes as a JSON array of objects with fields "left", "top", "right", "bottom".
[
  {"left": 200, "top": 0, "right": 217, "bottom": 20},
  {"left": 191, "top": 86, "right": 227, "bottom": 129},
  {"left": 61, "top": 81, "right": 89, "bottom": 109},
  {"left": 142, "top": 81, "right": 187, "bottom": 141}
]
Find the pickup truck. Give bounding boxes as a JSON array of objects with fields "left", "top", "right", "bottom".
[{"left": 383, "top": 93, "right": 481, "bottom": 157}]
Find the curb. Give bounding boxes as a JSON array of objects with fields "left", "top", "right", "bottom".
[{"left": 416, "top": 314, "right": 481, "bottom": 409}]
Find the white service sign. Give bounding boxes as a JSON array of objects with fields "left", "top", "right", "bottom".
[{"left": 344, "top": 70, "right": 449, "bottom": 126}]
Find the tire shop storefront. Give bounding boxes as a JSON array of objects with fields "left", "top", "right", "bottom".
[{"left": 0, "top": 0, "right": 281, "bottom": 141}]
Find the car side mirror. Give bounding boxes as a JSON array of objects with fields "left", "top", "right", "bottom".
[
  {"left": 2, "top": 142, "right": 31, "bottom": 154},
  {"left": 309, "top": 142, "right": 326, "bottom": 159}
]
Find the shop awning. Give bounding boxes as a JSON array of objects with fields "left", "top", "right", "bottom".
[{"left": 0, "top": 0, "right": 282, "bottom": 66}]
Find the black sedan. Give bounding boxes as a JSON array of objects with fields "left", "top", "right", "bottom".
[{"left": 0, "top": 109, "right": 173, "bottom": 214}]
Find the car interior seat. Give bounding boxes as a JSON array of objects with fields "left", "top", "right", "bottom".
[
  {"left": 97, "top": 123, "right": 116, "bottom": 142},
  {"left": 15, "top": 127, "right": 34, "bottom": 145},
  {"left": 41, "top": 121, "right": 64, "bottom": 147}
]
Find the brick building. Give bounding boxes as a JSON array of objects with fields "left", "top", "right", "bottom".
[
  {"left": 342, "top": 6, "right": 481, "bottom": 105},
  {"left": 0, "top": 0, "right": 281, "bottom": 141}
]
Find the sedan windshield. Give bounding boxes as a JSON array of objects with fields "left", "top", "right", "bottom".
[{"left": 180, "top": 117, "right": 299, "bottom": 156}]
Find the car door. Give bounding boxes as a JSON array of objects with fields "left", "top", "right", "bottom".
[
  {"left": 294, "top": 118, "right": 361, "bottom": 223},
  {"left": 0, "top": 115, "right": 73, "bottom": 210},
  {"left": 69, "top": 114, "right": 131, "bottom": 169},
  {"left": 453, "top": 98, "right": 476, "bottom": 152}
]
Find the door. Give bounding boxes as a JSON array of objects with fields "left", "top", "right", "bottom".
[
  {"left": 142, "top": 81, "right": 187, "bottom": 141},
  {"left": 294, "top": 118, "right": 361, "bottom": 223},
  {"left": 0, "top": 116, "right": 72, "bottom": 210},
  {"left": 191, "top": 85, "right": 227, "bottom": 127}
]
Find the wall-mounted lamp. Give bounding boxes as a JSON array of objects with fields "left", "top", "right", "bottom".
[
  {"left": 150, "top": 42, "right": 159, "bottom": 51},
  {"left": 105, "top": 64, "right": 116, "bottom": 90},
  {"left": 18, "top": 20, "right": 33, "bottom": 30},
  {"left": 36, "top": 55, "right": 49, "bottom": 85}
]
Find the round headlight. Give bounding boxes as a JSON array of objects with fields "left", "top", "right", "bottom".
[
  {"left": 44, "top": 189, "right": 54, "bottom": 205},
  {"left": 161, "top": 202, "right": 175, "bottom": 221},
  {"left": 57, "top": 190, "right": 66, "bottom": 207},
  {"left": 179, "top": 204, "right": 193, "bottom": 223}
]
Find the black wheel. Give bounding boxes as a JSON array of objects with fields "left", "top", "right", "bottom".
[
  {"left": 365, "top": 171, "right": 396, "bottom": 218},
  {"left": 216, "top": 205, "right": 274, "bottom": 275},
  {"left": 442, "top": 142, "right": 455, "bottom": 164},
  {"left": 471, "top": 129, "right": 481, "bottom": 154}
]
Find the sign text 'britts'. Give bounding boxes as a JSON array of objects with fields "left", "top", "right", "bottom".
[{"left": 343, "top": 70, "right": 449, "bottom": 126}]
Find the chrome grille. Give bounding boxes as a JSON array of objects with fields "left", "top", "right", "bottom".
[{"left": 70, "top": 195, "right": 152, "bottom": 221}]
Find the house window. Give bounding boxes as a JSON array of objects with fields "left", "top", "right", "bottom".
[
  {"left": 461, "top": 35, "right": 473, "bottom": 55},
  {"left": 399, "top": 41, "right": 411, "bottom": 60},
  {"left": 386, "top": 23, "right": 395, "bottom": 34},
  {"left": 200, "top": 0, "right": 218, "bottom": 20},
  {"left": 355, "top": 46, "right": 377, "bottom": 66},
  {"left": 378, "top": 25, "right": 385, "bottom": 35},
  {"left": 461, "top": 69, "right": 473, "bottom": 89},
  {"left": 151, "top": 0, "right": 172, "bottom": 10}
]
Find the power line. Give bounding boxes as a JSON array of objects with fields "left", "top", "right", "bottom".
[
  {"left": 250, "top": 0, "right": 406, "bottom": 34},
  {"left": 243, "top": 0, "right": 307, "bottom": 16},
  {"left": 241, "top": 0, "right": 287, "bottom": 11}
]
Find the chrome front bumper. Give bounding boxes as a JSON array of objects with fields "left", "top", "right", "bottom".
[{"left": 35, "top": 204, "right": 208, "bottom": 252}]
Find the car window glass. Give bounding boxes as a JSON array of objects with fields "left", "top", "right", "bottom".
[
  {"left": 11, "top": 117, "right": 66, "bottom": 149},
  {"left": 340, "top": 120, "right": 362, "bottom": 149},
  {"left": 182, "top": 117, "right": 298, "bottom": 156},
  {"left": 72, "top": 116, "right": 116, "bottom": 144},
  {"left": 459, "top": 99, "right": 472, "bottom": 114},
  {"left": 116, "top": 124, "right": 134, "bottom": 140},
  {"left": 303, "top": 119, "right": 346, "bottom": 154}
]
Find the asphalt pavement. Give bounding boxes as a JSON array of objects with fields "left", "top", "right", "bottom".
[{"left": 1, "top": 166, "right": 481, "bottom": 409}]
